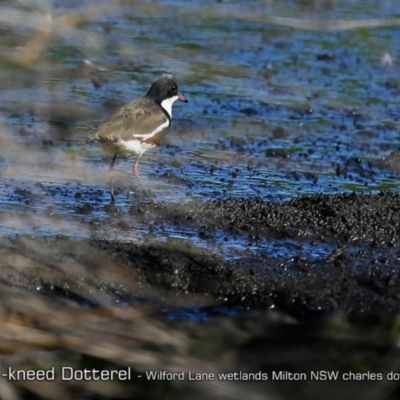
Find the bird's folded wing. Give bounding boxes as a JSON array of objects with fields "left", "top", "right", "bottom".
[{"left": 88, "top": 97, "right": 168, "bottom": 142}]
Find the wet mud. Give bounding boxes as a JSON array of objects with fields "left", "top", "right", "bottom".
[{"left": 3, "top": 191, "right": 400, "bottom": 319}]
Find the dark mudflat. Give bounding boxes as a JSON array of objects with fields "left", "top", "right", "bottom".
[{"left": 3, "top": 191, "right": 400, "bottom": 318}]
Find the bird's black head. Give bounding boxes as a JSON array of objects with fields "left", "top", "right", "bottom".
[{"left": 146, "top": 78, "right": 188, "bottom": 104}]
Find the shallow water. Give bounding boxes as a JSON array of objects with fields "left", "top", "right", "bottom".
[{"left": 1, "top": 0, "right": 400, "bottom": 261}]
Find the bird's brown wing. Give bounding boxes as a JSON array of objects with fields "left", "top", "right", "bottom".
[{"left": 88, "top": 97, "right": 169, "bottom": 142}]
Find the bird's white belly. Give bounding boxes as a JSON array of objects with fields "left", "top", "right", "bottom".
[{"left": 118, "top": 139, "right": 155, "bottom": 155}]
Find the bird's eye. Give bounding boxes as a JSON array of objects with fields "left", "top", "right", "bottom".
[{"left": 172, "top": 85, "right": 177, "bottom": 91}]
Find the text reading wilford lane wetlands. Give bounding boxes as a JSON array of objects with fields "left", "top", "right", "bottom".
[{"left": 144, "top": 371, "right": 396, "bottom": 381}]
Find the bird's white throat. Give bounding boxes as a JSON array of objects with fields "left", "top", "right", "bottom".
[{"left": 161, "top": 95, "right": 178, "bottom": 118}]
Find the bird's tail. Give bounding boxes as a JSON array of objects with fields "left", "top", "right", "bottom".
[{"left": 88, "top": 131, "right": 98, "bottom": 140}]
